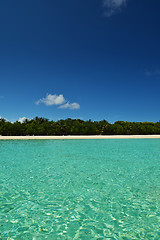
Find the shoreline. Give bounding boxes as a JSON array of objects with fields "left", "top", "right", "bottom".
[{"left": 0, "top": 135, "right": 160, "bottom": 140}]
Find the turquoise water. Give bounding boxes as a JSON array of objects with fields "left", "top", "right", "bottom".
[{"left": 0, "top": 139, "right": 160, "bottom": 240}]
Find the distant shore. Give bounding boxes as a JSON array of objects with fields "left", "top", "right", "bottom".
[{"left": 0, "top": 135, "right": 160, "bottom": 140}]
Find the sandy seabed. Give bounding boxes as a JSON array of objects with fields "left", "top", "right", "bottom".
[{"left": 0, "top": 135, "right": 160, "bottom": 140}]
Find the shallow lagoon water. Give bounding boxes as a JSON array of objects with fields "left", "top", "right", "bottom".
[{"left": 0, "top": 139, "right": 160, "bottom": 239}]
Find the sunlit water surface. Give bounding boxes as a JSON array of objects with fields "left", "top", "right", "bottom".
[{"left": 0, "top": 139, "right": 160, "bottom": 239}]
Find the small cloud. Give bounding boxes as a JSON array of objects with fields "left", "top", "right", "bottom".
[
  {"left": 145, "top": 71, "right": 152, "bottom": 76},
  {"left": 18, "top": 117, "right": 30, "bottom": 123},
  {"left": 0, "top": 116, "right": 7, "bottom": 121},
  {"left": 0, "top": 96, "right": 4, "bottom": 99},
  {"left": 59, "top": 102, "right": 80, "bottom": 110},
  {"left": 154, "top": 70, "right": 160, "bottom": 75},
  {"left": 36, "top": 93, "right": 80, "bottom": 110},
  {"left": 36, "top": 94, "right": 65, "bottom": 106},
  {"left": 145, "top": 70, "right": 160, "bottom": 76},
  {"left": 103, "top": 0, "right": 128, "bottom": 16}
]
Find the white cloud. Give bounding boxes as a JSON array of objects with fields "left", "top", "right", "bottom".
[
  {"left": 36, "top": 93, "right": 80, "bottom": 110},
  {"left": 59, "top": 102, "right": 80, "bottom": 110},
  {"left": 103, "top": 0, "right": 128, "bottom": 16},
  {"left": 18, "top": 117, "right": 30, "bottom": 123},
  {"left": 36, "top": 94, "right": 65, "bottom": 106},
  {"left": 0, "top": 116, "right": 7, "bottom": 121}
]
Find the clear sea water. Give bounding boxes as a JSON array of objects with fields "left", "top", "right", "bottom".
[{"left": 0, "top": 139, "right": 160, "bottom": 240}]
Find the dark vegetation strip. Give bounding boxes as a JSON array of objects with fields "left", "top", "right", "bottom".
[{"left": 0, "top": 117, "right": 160, "bottom": 136}]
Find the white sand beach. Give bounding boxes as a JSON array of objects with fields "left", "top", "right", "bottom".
[{"left": 0, "top": 135, "right": 160, "bottom": 140}]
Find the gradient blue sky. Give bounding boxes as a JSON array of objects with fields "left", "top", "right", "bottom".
[{"left": 0, "top": 0, "right": 160, "bottom": 122}]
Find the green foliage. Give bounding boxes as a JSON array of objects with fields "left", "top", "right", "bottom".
[{"left": 0, "top": 117, "right": 160, "bottom": 136}]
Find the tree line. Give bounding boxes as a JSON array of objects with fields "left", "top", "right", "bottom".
[{"left": 0, "top": 117, "right": 160, "bottom": 136}]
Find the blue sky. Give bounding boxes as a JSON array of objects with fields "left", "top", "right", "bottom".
[{"left": 0, "top": 0, "right": 160, "bottom": 122}]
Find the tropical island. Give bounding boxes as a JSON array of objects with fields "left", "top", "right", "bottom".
[{"left": 0, "top": 117, "right": 160, "bottom": 136}]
